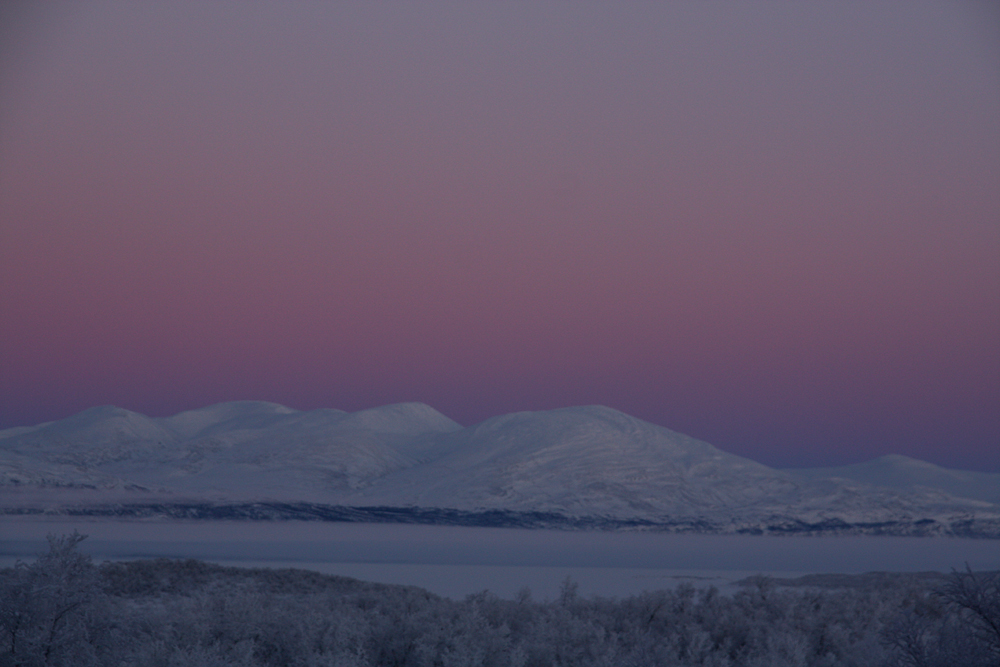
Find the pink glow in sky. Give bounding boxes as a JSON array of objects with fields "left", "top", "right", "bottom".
[{"left": 1, "top": 1, "right": 998, "bottom": 470}]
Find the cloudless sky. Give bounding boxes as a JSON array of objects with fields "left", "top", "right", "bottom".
[{"left": 1, "top": 1, "right": 998, "bottom": 471}]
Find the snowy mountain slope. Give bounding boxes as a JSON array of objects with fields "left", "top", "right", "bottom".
[
  {"left": 157, "top": 401, "right": 299, "bottom": 439},
  {"left": 0, "top": 448, "right": 141, "bottom": 491},
  {"left": 0, "top": 402, "right": 462, "bottom": 499},
  {"left": 0, "top": 406, "right": 182, "bottom": 467},
  {"left": 0, "top": 423, "right": 51, "bottom": 440},
  {"left": 1, "top": 402, "right": 997, "bottom": 535},
  {"left": 349, "top": 406, "right": 997, "bottom": 526},
  {"left": 348, "top": 406, "right": 802, "bottom": 515},
  {"left": 783, "top": 455, "right": 1000, "bottom": 505},
  {"left": 131, "top": 402, "right": 463, "bottom": 499},
  {"left": 333, "top": 402, "right": 463, "bottom": 439}
]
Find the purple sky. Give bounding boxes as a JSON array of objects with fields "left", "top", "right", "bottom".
[{"left": 1, "top": 1, "right": 998, "bottom": 471}]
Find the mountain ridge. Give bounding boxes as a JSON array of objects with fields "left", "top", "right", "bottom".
[
  {"left": 2, "top": 402, "right": 998, "bottom": 537},
  {"left": 783, "top": 454, "right": 1000, "bottom": 505}
]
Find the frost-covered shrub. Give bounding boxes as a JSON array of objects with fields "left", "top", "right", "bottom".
[
  {"left": 880, "top": 567, "right": 1000, "bottom": 667},
  {"left": 0, "top": 532, "right": 106, "bottom": 667},
  {"left": 2, "top": 534, "right": 995, "bottom": 667}
]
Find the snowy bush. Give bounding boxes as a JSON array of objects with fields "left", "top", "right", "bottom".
[
  {"left": 1, "top": 534, "right": 996, "bottom": 666},
  {"left": 0, "top": 532, "right": 105, "bottom": 666}
]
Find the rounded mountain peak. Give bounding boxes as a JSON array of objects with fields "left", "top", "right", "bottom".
[
  {"left": 338, "top": 403, "right": 463, "bottom": 435},
  {"left": 161, "top": 401, "right": 299, "bottom": 438}
]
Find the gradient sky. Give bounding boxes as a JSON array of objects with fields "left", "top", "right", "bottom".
[{"left": 1, "top": 1, "right": 998, "bottom": 471}]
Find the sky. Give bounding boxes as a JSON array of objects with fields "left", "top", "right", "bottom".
[{"left": 1, "top": 1, "right": 998, "bottom": 471}]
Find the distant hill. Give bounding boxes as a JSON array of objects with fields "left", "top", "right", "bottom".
[
  {"left": 2, "top": 403, "right": 998, "bottom": 537},
  {"left": 783, "top": 455, "right": 1000, "bottom": 505}
]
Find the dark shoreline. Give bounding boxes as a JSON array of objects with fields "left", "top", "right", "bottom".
[{"left": 4, "top": 502, "right": 998, "bottom": 538}]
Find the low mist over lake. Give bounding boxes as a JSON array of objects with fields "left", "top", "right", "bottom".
[{"left": 3, "top": 519, "right": 997, "bottom": 599}]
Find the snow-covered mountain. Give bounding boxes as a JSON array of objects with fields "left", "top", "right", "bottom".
[
  {"left": 1, "top": 402, "right": 461, "bottom": 500},
  {"left": 138, "top": 402, "right": 461, "bottom": 500},
  {"left": 783, "top": 455, "right": 1000, "bottom": 505},
  {"left": 0, "top": 405, "right": 182, "bottom": 467},
  {"left": 346, "top": 406, "right": 802, "bottom": 515},
  {"left": 1, "top": 402, "right": 997, "bottom": 536}
]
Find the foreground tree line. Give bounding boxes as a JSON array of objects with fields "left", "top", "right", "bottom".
[{"left": 1, "top": 534, "right": 998, "bottom": 667}]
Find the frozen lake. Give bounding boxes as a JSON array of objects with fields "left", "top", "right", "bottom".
[{"left": 2, "top": 517, "right": 997, "bottom": 600}]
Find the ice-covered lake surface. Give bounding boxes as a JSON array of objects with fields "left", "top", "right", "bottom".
[{"left": 2, "top": 517, "right": 998, "bottom": 600}]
